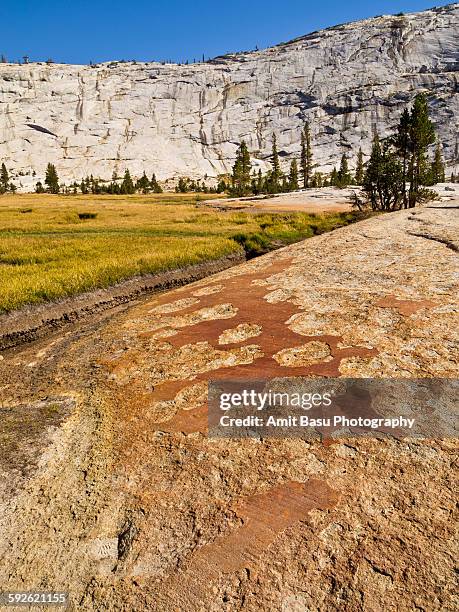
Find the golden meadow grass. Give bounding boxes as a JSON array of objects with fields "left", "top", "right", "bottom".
[{"left": 0, "top": 193, "right": 359, "bottom": 313}]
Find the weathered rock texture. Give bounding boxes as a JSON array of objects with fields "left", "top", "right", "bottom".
[
  {"left": 1, "top": 4, "right": 458, "bottom": 188},
  {"left": 0, "top": 202, "right": 457, "bottom": 610}
]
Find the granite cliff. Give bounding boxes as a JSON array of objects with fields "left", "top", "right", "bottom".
[{"left": 0, "top": 4, "right": 458, "bottom": 188}]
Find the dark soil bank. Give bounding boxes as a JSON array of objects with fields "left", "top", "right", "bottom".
[{"left": 0, "top": 252, "right": 245, "bottom": 351}]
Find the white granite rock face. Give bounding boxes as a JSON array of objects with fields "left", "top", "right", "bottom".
[{"left": 0, "top": 4, "right": 458, "bottom": 189}]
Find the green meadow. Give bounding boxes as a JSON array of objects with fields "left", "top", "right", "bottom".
[{"left": 0, "top": 193, "right": 360, "bottom": 313}]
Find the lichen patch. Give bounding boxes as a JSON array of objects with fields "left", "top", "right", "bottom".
[
  {"left": 273, "top": 341, "right": 333, "bottom": 367},
  {"left": 218, "top": 323, "right": 263, "bottom": 345}
]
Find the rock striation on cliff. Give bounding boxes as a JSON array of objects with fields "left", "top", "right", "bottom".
[{"left": 0, "top": 4, "right": 458, "bottom": 187}]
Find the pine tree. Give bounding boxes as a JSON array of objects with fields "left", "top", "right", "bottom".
[
  {"left": 407, "top": 93, "right": 435, "bottom": 207},
  {"left": 288, "top": 159, "right": 299, "bottom": 191},
  {"left": 337, "top": 154, "right": 352, "bottom": 188},
  {"left": 216, "top": 179, "right": 227, "bottom": 193},
  {"left": 231, "top": 141, "right": 251, "bottom": 196},
  {"left": 364, "top": 134, "right": 404, "bottom": 211},
  {"left": 35, "top": 181, "right": 45, "bottom": 193},
  {"left": 394, "top": 107, "right": 411, "bottom": 207},
  {"left": 45, "top": 163, "right": 59, "bottom": 193},
  {"left": 0, "top": 163, "right": 9, "bottom": 190},
  {"left": 354, "top": 148, "right": 365, "bottom": 185},
  {"left": 120, "top": 169, "right": 135, "bottom": 194},
  {"left": 429, "top": 142, "right": 445, "bottom": 184},
  {"left": 300, "top": 122, "right": 313, "bottom": 188},
  {"left": 136, "top": 171, "right": 150, "bottom": 194},
  {"left": 176, "top": 177, "right": 189, "bottom": 193},
  {"left": 256, "top": 169, "right": 263, "bottom": 194},
  {"left": 330, "top": 167, "right": 338, "bottom": 187},
  {"left": 150, "top": 173, "right": 162, "bottom": 193},
  {"left": 311, "top": 172, "right": 323, "bottom": 188},
  {"left": 270, "top": 134, "right": 281, "bottom": 192}
]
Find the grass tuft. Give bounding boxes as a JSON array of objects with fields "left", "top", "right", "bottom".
[{"left": 78, "top": 212, "right": 98, "bottom": 220}]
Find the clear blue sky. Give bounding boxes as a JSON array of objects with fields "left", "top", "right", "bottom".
[{"left": 1, "top": 1, "right": 454, "bottom": 64}]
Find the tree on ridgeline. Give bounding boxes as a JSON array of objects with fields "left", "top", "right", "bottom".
[
  {"left": 289, "top": 159, "right": 299, "bottom": 191},
  {"left": 230, "top": 141, "right": 251, "bottom": 196},
  {"left": 354, "top": 148, "right": 365, "bottom": 185},
  {"left": 300, "top": 122, "right": 313, "bottom": 188},
  {"left": 45, "top": 163, "right": 59, "bottom": 193}
]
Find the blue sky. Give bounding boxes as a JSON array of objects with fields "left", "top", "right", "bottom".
[{"left": 1, "top": 1, "right": 454, "bottom": 64}]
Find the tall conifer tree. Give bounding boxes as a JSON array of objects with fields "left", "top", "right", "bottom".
[
  {"left": 271, "top": 134, "right": 281, "bottom": 191},
  {"left": 394, "top": 108, "right": 411, "bottom": 207},
  {"left": 45, "top": 163, "right": 59, "bottom": 193},
  {"left": 121, "top": 169, "right": 135, "bottom": 194},
  {"left": 300, "top": 122, "right": 313, "bottom": 188},
  {"left": 337, "top": 154, "right": 352, "bottom": 187},
  {"left": 231, "top": 141, "right": 251, "bottom": 196},
  {"left": 0, "top": 163, "right": 9, "bottom": 190},
  {"left": 355, "top": 148, "right": 364, "bottom": 185},
  {"left": 407, "top": 93, "right": 435, "bottom": 207},
  {"left": 289, "top": 159, "right": 299, "bottom": 191},
  {"left": 430, "top": 142, "right": 445, "bottom": 184}
]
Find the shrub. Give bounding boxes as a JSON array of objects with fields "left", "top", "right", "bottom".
[
  {"left": 232, "top": 232, "right": 270, "bottom": 257},
  {"left": 415, "top": 188, "right": 439, "bottom": 204}
]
